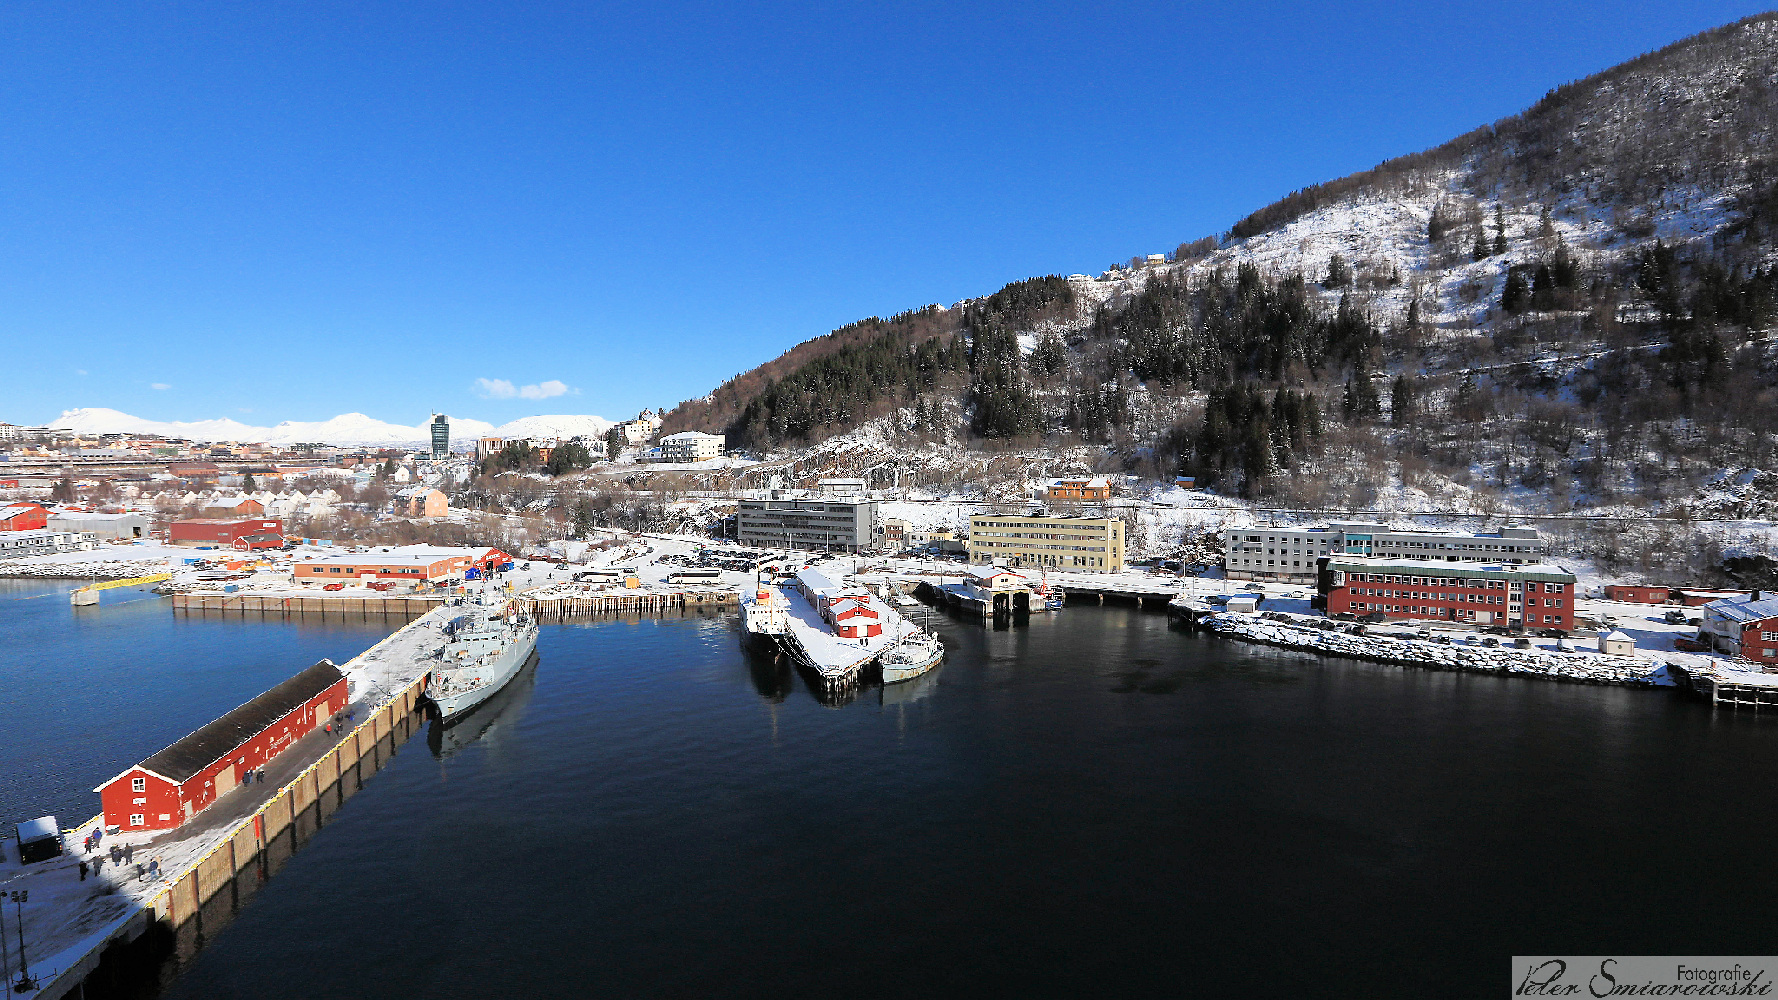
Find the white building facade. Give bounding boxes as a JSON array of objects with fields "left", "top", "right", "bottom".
[
  {"left": 659, "top": 431, "right": 725, "bottom": 462},
  {"left": 1225, "top": 522, "right": 1547, "bottom": 583}
]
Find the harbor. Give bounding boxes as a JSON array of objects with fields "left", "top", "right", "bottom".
[{"left": 4, "top": 596, "right": 457, "bottom": 1000}]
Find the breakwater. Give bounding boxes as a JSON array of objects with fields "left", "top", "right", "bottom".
[{"left": 1197, "top": 611, "right": 1669, "bottom": 686}]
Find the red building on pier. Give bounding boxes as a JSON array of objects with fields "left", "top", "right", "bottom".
[{"left": 95, "top": 661, "right": 349, "bottom": 832}]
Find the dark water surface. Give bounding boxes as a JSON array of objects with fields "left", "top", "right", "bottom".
[{"left": 7, "top": 580, "right": 1778, "bottom": 997}]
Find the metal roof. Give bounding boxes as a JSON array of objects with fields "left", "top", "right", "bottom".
[
  {"left": 136, "top": 661, "right": 344, "bottom": 784},
  {"left": 1326, "top": 557, "right": 1575, "bottom": 583},
  {"left": 1703, "top": 596, "right": 1778, "bottom": 623}
]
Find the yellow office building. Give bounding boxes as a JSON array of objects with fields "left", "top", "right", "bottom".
[{"left": 967, "top": 514, "right": 1125, "bottom": 572}]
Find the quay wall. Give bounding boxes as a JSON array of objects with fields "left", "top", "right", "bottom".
[
  {"left": 37, "top": 665, "right": 432, "bottom": 998},
  {"left": 170, "top": 593, "right": 443, "bottom": 618}
]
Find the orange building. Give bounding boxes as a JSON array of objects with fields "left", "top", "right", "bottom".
[
  {"left": 1046, "top": 477, "right": 1111, "bottom": 502},
  {"left": 0, "top": 502, "right": 48, "bottom": 531},
  {"left": 396, "top": 487, "right": 448, "bottom": 518},
  {"left": 295, "top": 549, "right": 470, "bottom": 584}
]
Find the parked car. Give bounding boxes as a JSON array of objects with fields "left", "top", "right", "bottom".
[
  {"left": 323, "top": 583, "right": 346, "bottom": 592},
  {"left": 1662, "top": 610, "right": 1689, "bottom": 624},
  {"left": 1242, "top": 583, "right": 1264, "bottom": 592},
  {"left": 1481, "top": 636, "right": 1500, "bottom": 647},
  {"left": 1537, "top": 628, "right": 1566, "bottom": 638},
  {"left": 1674, "top": 637, "right": 1709, "bottom": 652},
  {"left": 1287, "top": 590, "right": 1306, "bottom": 599}
]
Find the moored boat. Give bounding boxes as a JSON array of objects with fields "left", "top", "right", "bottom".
[
  {"left": 879, "top": 630, "right": 944, "bottom": 683},
  {"left": 427, "top": 592, "right": 539, "bottom": 723}
]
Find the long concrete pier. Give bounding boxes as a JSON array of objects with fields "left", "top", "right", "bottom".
[{"left": 18, "top": 605, "right": 452, "bottom": 999}]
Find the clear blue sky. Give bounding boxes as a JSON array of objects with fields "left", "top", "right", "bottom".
[{"left": 3, "top": 1, "right": 1768, "bottom": 427}]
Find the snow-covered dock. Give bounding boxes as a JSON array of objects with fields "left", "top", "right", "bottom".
[
  {"left": 1200, "top": 611, "right": 1672, "bottom": 687},
  {"left": 775, "top": 584, "right": 920, "bottom": 697},
  {"left": 10, "top": 602, "right": 463, "bottom": 999}
]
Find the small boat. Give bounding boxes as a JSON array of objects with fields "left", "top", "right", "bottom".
[
  {"left": 894, "top": 594, "right": 919, "bottom": 607},
  {"left": 879, "top": 631, "right": 944, "bottom": 683}
]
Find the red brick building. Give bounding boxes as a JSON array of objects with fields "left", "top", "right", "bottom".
[
  {"left": 95, "top": 661, "right": 348, "bottom": 831},
  {"left": 170, "top": 517, "right": 283, "bottom": 547},
  {"left": 0, "top": 502, "right": 48, "bottom": 531},
  {"left": 1321, "top": 558, "right": 1577, "bottom": 631},
  {"left": 1604, "top": 585, "right": 1670, "bottom": 604}
]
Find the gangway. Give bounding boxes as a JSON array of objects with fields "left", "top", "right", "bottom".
[{"left": 70, "top": 572, "right": 172, "bottom": 606}]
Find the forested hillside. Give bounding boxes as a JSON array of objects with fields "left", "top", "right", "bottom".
[{"left": 663, "top": 13, "right": 1778, "bottom": 516}]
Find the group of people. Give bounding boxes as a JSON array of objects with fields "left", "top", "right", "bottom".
[{"left": 74, "top": 829, "right": 156, "bottom": 884}]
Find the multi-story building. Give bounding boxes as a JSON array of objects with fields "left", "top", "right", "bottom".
[
  {"left": 430, "top": 414, "right": 450, "bottom": 461},
  {"left": 1320, "top": 557, "right": 1577, "bottom": 631},
  {"left": 0, "top": 528, "right": 97, "bottom": 559},
  {"left": 659, "top": 431, "right": 725, "bottom": 462},
  {"left": 618, "top": 409, "right": 664, "bottom": 445},
  {"left": 1225, "top": 522, "right": 1547, "bottom": 583},
  {"left": 967, "top": 513, "right": 1125, "bottom": 572},
  {"left": 1699, "top": 593, "right": 1778, "bottom": 661},
  {"left": 1044, "top": 477, "right": 1111, "bottom": 502},
  {"left": 736, "top": 494, "right": 877, "bottom": 552}
]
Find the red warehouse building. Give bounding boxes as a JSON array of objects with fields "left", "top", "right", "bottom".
[
  {"left": 1603, "top": 585, "right": 1670, "bottom": 604},
  {"left": 829, "top": 596, "right": 884, "bottom": 639},
  {"left": 95, "top": 661, "right": 349, "bottom": 832},
  {"left": 294, "top": 549, "right": 470, "bottom": 584},
  {"left": 0, "top": 502, "right": 49, "bottom": 531},
  {"left": 170, "top": 517, "right": 283, "bottom": 548},
  {"left": 1320, "top": 558, "right": 1577, "bottom": 631}
]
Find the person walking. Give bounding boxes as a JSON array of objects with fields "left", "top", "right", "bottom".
[
  {"left": 124, "top": 843, "right": 133, "bottom": 864},
  {"left": 79, "top": 859, "right": 88, "bottom": 881}
]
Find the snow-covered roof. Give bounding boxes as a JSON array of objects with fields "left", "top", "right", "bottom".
[
  {"left": 1603, "top": 630, "right": 1633, "bottom": 642},
  {"left": 1048, "top": 477, "right": 1110, "bottom": 489},
  {"left": 1328, "top": 557, "right": 1575, "bottom": 582},
  {"left": 660, "top": 431, "right": 723, "bottom": 443},
  {"left": 1704, "top": 596, "right": 1778, "bottom": 623}
]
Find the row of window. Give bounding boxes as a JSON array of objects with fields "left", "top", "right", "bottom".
[{"left": 1349, "top": 572, "right": 1566, "bottom": 592}]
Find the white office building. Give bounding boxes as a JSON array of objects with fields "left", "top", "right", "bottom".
[{"left": 1225, "top": 522, "right": 1547, "bottom": 583}]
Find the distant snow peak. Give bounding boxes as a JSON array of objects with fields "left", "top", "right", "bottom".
[{"left": 47, "top": 407, "right": 612, "bottom": 447}]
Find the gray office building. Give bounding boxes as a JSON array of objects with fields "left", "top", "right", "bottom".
[
  {"left": 736, "top": 494, "right": 878, "bottom": 552},
  {"left": 430, "top": 414, "right": 450, "bottom": 461}
]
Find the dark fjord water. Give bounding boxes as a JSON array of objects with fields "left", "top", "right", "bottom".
[{"left": 6, "top": 579, "right": 1778, "bottom": 997}]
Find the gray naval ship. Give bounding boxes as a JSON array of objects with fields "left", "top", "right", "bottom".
[{"left": 428, "top": 591, "right": 539, "bottom": 723}]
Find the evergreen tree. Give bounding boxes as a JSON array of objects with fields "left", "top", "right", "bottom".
[
  {"left": 52, "top": 477, "right": 75, "bottom": 502},
  {"left": 1551, "top": 243, "right": 1579, "bottom": 289},
  {"left": 1405, "top": 298, "right": 1421, "bottom": 329},
  {"left": 604, "top": 426, "right": 625, "bottom": 461},
  {"left": 1390, "top": 374, "right": 1417, "bottom": 426},
  {"left": 1493, "top": 204, "right": 1507, "bottom": 256},
  {"left": 1501, "top": 266, "right": 1530, "bottom": 313},
  {"left": 1473, "top": 230, "right": 1490, "bottom": 261},
  {"left": 241, "top": 473, "right": 256, "bottom": 493},
  {"left": 1539, "top": 205, "right": 1556, "bottom": 240},
  {"left": 1530, "top": 265, "right": 1556, "bottom": 311},
  {"left": 1324, "top": 253, "right": 1351, "bottom": 289}
]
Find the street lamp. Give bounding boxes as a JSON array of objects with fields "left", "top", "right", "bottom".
[{"left": 7, "top": 889, "right": 30, "bottom": 993}]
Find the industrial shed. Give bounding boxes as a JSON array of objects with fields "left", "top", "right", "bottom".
[{"left": 95, "top": 661, "right": 350, "bottom": 831}]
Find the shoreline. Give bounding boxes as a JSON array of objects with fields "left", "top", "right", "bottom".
[{"left": 1197, "top": 611, "right": 1673, "bottom": 688}]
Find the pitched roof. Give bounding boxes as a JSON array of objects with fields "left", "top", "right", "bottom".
[
  {"left": 137, "top": 661, "right": 345, "bottom": 784},
  {"left": 1704, "top": 596, "right": 1778, "bottom": 623}
]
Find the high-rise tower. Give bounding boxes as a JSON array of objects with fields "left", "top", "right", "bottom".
[{"left": 430, "top": 414, "right": 450, "bottom": 460}]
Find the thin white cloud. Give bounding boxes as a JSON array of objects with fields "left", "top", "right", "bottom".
[
  {"left": 75, "top": 369, "right": 88, "bottom": 376},
  {"left": 150, "top": 383, "right": 170, "bottom": 390},
  {"left": 474, "top": 377, "right": 576, "bottom": 400}
]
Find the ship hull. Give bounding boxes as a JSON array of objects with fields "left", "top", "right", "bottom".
[
  {"left": 430, "top": 622, "right": 539, "bottom": 723},
  {"left": 881, "top": 644, "right": 944, "bottom": 684}
]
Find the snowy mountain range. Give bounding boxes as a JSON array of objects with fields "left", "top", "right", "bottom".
[{"left": 46, "top": 408, "right": 614, "bottom": 447}]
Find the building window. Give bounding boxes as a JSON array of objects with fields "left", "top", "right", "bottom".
[
  {"left": 130, "top": 813, "right": 145, "bottom": 827},
  {"left": 132, "top": 776, "right": 145, "bottom": 792}
]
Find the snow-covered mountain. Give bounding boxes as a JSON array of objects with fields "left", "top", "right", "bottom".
[{"left": 47, "top": 408, "right": 613, "bottom": 447}]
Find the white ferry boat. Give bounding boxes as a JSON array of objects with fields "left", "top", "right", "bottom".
[{"left": 428, "top": 592, "right": 539, "bottom": 723}]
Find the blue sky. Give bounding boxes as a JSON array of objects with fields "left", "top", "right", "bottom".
[{"left": 3, "top": 1, "right": 1767, "bottom": 427}]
